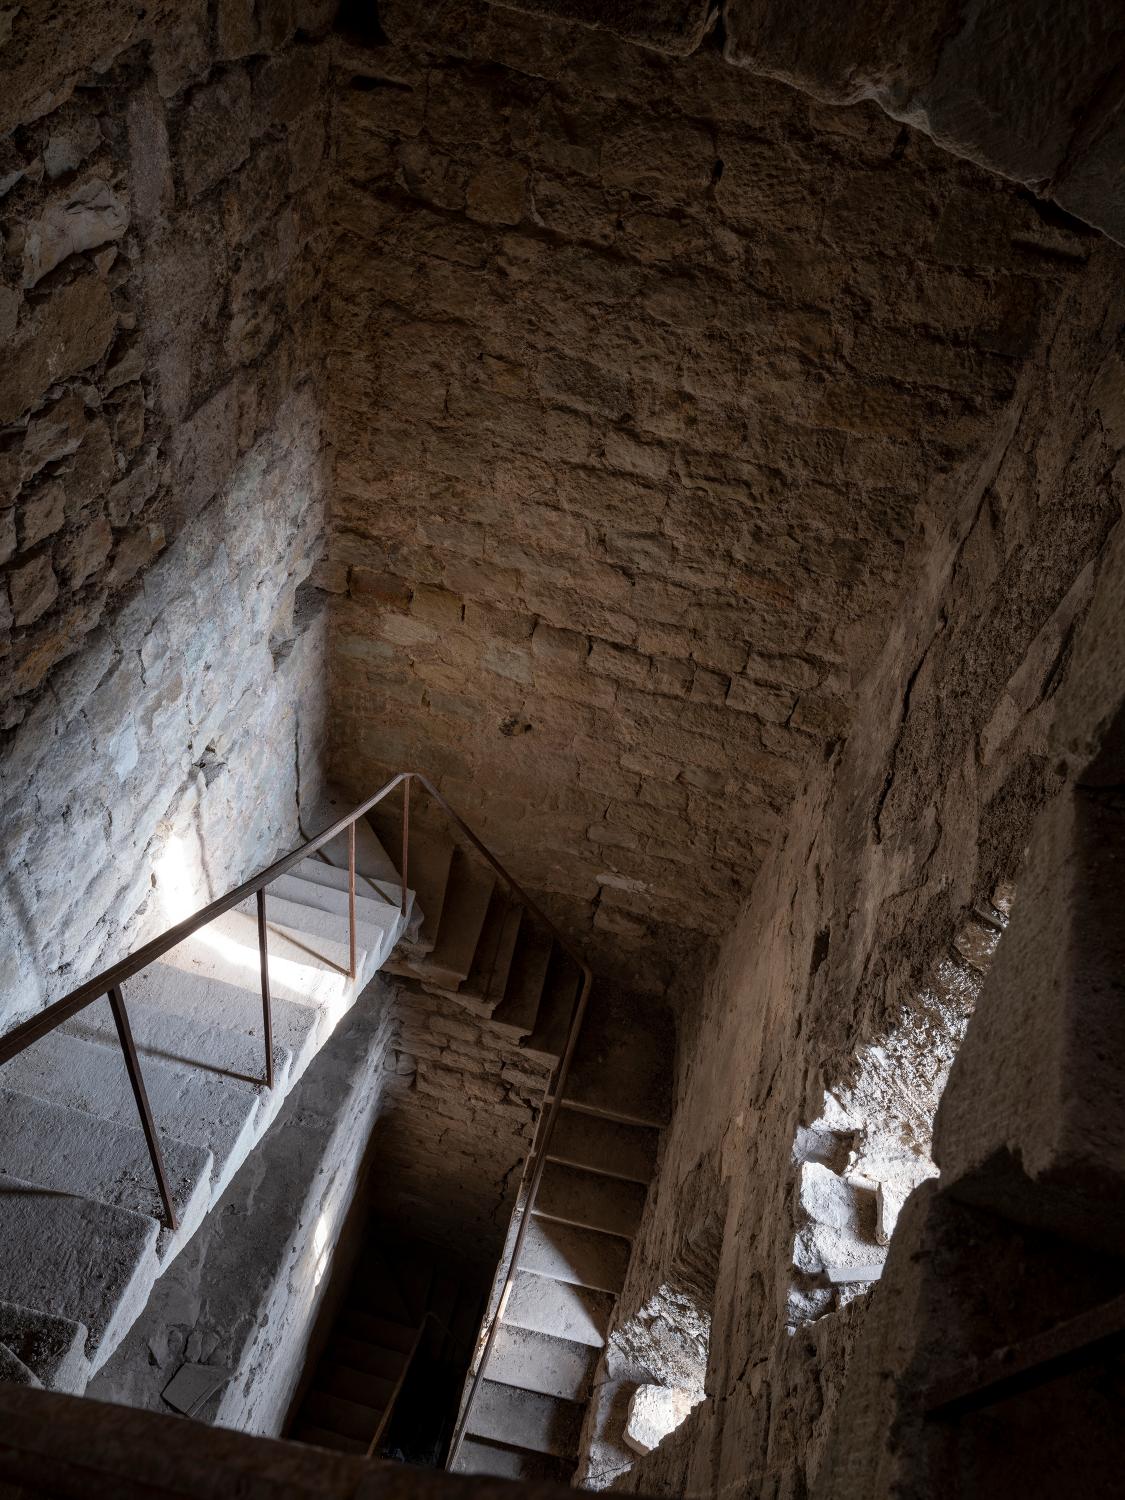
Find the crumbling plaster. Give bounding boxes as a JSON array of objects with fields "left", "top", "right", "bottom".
[{"left": 605, "top": 245, "right": 1125, "bottom": 1497}]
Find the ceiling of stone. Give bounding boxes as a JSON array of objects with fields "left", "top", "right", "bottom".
[{"left": 324, "top": 1, "right": 1094, "bottom": 989}]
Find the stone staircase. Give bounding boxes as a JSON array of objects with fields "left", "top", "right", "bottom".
[
  {"left": 363, "top": 806, "right": 674, "bottom": 1484},
  {"left": 290, "top": 1231, "right": 482, "bottom": 1457},
  {"left": 0, "top": 803, "right": 413, "bottom": 1396}
]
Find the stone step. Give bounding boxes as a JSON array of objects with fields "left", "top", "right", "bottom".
[
  {"left": 316, "top": 1361, "right": 395, "bottom": 1412},
  {"left": 457, "top": 890, "right": 523, "bottom": 1007},
  {"left": 491, "top": 927, "right": 552, "bottom": 1039},
  {"left": 302, "top": 1389, "right": 381, "bottom": 1445},
  {"left": 370, "top": 815, "right": 454, "bottom": 954},
  {"left": 502, "top": 1268, "right": 614, "bottom": 1348},
  {"left": 117, "top": 961, "right": 316, "bottom": 1090},
  {"left": 416, "top": 851, "right": 495, "bottom": 988},
  {"left": 0, "top": 1088, "right": 213, "bottom": 1265},
  {"left": 535, "top": 1161, "right": 647, "bottom": 1240},
  {"left": 0, "top": 1172, "right": 159, "bottom": 1375},
  {"left": 335, "top": 1310, "right": 415, "bottom": 1355},
  {"left": 518, "top": 1217, "right": 629, "bottom": 1295},
  {"left": 294, "top": 854, "right": 411, "bottom": 919},
  {"left": 0, "top": 1028, "right": 264, "bottom": 1209},
  {"left": 300, "top": 792, "right": 403, "bottom": 891},
  {"left": 271, "top": 869, "right": 403, "bottom": 937},
  {"left": 488, "top": 1324, "right": 598, "bottom": 1402},
  {"left": 455, "top": 1436, "right": 575, "bottom": 1484},
  {"left": 522, "top": 946, "right": 582, "bottom": 1065},
  {"left": 561, "top": 985, "right": 674, "bottom": 1127},
  {"left": 292, "top": 1422, "right": 367, "bottom": 1455},
  {"left": 238, "top": 890, "right": 396, "bottom": 982},
  {"left": 547, "top": 1107, "right": 659, "bottom": 1184},
  {"left": 0, "top": 1302, "right": 89, "bottom": 1394},
  {"left": 155, "top": 907, "right": 362, "bottom": 1021},
  {"left": 465, "top": 1377, "right": 583, "bottom": 1460}
]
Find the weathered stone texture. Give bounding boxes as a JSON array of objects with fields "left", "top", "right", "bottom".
[
  {"left": 603, "top": 247, "right": 1125, "bottom": 1497},
  {"left": 371, "top": 983, "right": 551, "bottom": 1267},
  {"left": 0, "top": 11, "right": 334, "bottom": 1028},
  {"left": 324, "top": 1, "right": 1094, "bottom": 992}
]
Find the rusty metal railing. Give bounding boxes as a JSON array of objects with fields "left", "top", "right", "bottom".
[{"left": 0, "top": 769, "right": 595, "bottom": 1449}]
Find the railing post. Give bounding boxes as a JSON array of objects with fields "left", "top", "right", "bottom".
[
  {"left": 401, "top": 774, "right": 410, "bottom": 919},
  {"left": 107, "top": 984, "right": 179, "bottom": 1233},
  {"left": 256, "top": 888, "right": 274, "bottom": 1090},
  {"left": 348, "top": 821, "right": 357, "bottom": 981}
]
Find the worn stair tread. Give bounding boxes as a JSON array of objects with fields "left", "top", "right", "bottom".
[
  {"left": 108, "top": 961, "right": 316, "bottom": 1088},
  {"left": 271, "top": 870, "right": 404, "bottom": 936},
  {"left": 488, "top": 1324, "right": 598, "bottom": 1402},
  {"left": 300, "top": 792, "right": 402, "bottom": 890},
  {"left": 561, "top": 985, "right": 673, "bottom": 1127},
  {"left": 62, "top": 990, "right": 292, "bottom": 1105},
  {"left": 0, "top": 1172, "right": 159, "bottom": 1373},
  {"left": 491, "top": 926, "right": 553, "bottom": 1040},
  {"left": 370, "top": 815, "right": 454, "bottom": 954},
  {"left": 455, "top": 1435, "right": 575, "bottom": 1483},
  {"left": 466, "top": 1378, "right": 583, "bottom": 1459},
  {"left": 418, "top": 853, "right": 496, "bottom": 987},
  {"left": 547, "top": 1107, "right": 659, "bottom": 1184},
  {"left": 503, "top": 1268, "right": 614, "bottom": 1348},
  {"left": 0, "top": 1340, "right": 39, "bottom": 1387},
  {"left": 0, "top": 1088, "right": 212, "bottom": 1264},
  {"left": 292, "top": 1422, "right": 367, "bottom": 1455},
  {"left": 535, "top": 1160, "right": 646, "bottom": 1240},
  {"left": 0, "top": 1029, "right": 263, "bottom": 1207},
  {"left": 0, "top": 1301, "right": 89, "bottom": 1395},
  {"left": 315, "top": 1362, "right": 396, "bottom": 1411},
  {"left": 303, "top": 1389, "right": 382, "bottom": 1444},
  {"left": 522, "top": 947, "right": 582, "bottom": 1065},
  {"left": 458, "top": 890, "right": 523, "bottom": 1006},
  {"left": 154, "top": 907, "right": 363, "bottom": 1018},
  {"left": 237, "top": 890, "right": 396, "bottom": 977},
  {"left": 294, "top": 854, "right": 411, "bottom": 918},
  {"left": 518, "top": 1217, "right": 629, "bottom": 1295}
]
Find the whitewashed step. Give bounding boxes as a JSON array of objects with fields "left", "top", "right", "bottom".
[
  {"left": 0, "top": 1088, "right": 212, "bottom": 1265},
  {"left": 547, "top": 1107, "right": 659, "bottom": 1183},
  {"left": 155, "top": 908, "right": 366, "bottom": 1029},
  {"left": 489, "top": 1324, "right": 597, "bottom": 1401},
  {"left": 0, "top": 1301, "right": 89, "bottom": 1393},
  {"left": 503, "top": 1269, "right": 614, "bottom": 1348},
  {"left": 0, "top": 1029, "right": 263, "bottom": 1207},
  {"left": 63, "top": 993, "right": 292, "bottom": 1104},
  {"left": 272, "top": 869, "right": 405, "bottom": 937},
  {"left": 300, "top": 794, "right": 403, "bottom": 888},
  {"left": 293, "top": 853, "right": 408, "bottom": 913},
  {"left": 455, "top": 1436, "right": 574, "bottom": 1483},
  {"left": 466, "top": 1377, "right": 583, "bottom": 1459},
  {"left": 535, "top": 1161, "right": 646, "bottom": 1239},
  {"left": 120, "top": 962, "right": 318, "bottom": 1087},
  {"left": 0, "top": 1172, "right": 159, "bottom": 1374},
  {"left": 518, "top": 1217, "right": 629, "bottom": 1295},
  {"left": 238, "top": 891, "right": 395, "bottom": 984}
]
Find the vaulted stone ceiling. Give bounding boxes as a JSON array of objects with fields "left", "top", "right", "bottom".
[{"left": 324, "top": 1, "right": 1096, "bottom": 989}]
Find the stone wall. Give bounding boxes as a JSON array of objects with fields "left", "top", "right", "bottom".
[
  {"left": 323, "top": 0, "right": 1098, "bottom": 994},
  {"left": 606, "top": 242, "right": 1125, "bottom": 1497},
  {"left": 0, "top": 4, "right": 336, "bottom": 1028},
  {"left": 370, "top": 981, "right": 551, "bottom": 1268}
]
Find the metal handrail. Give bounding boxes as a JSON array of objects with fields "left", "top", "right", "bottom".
[{"left": 0, "top": 767, "right": 596, "bottom": 1446}]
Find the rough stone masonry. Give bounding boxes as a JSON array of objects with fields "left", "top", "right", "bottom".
[{"left": 0, "top": 4, "right": 336, "bottom": 1029}]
